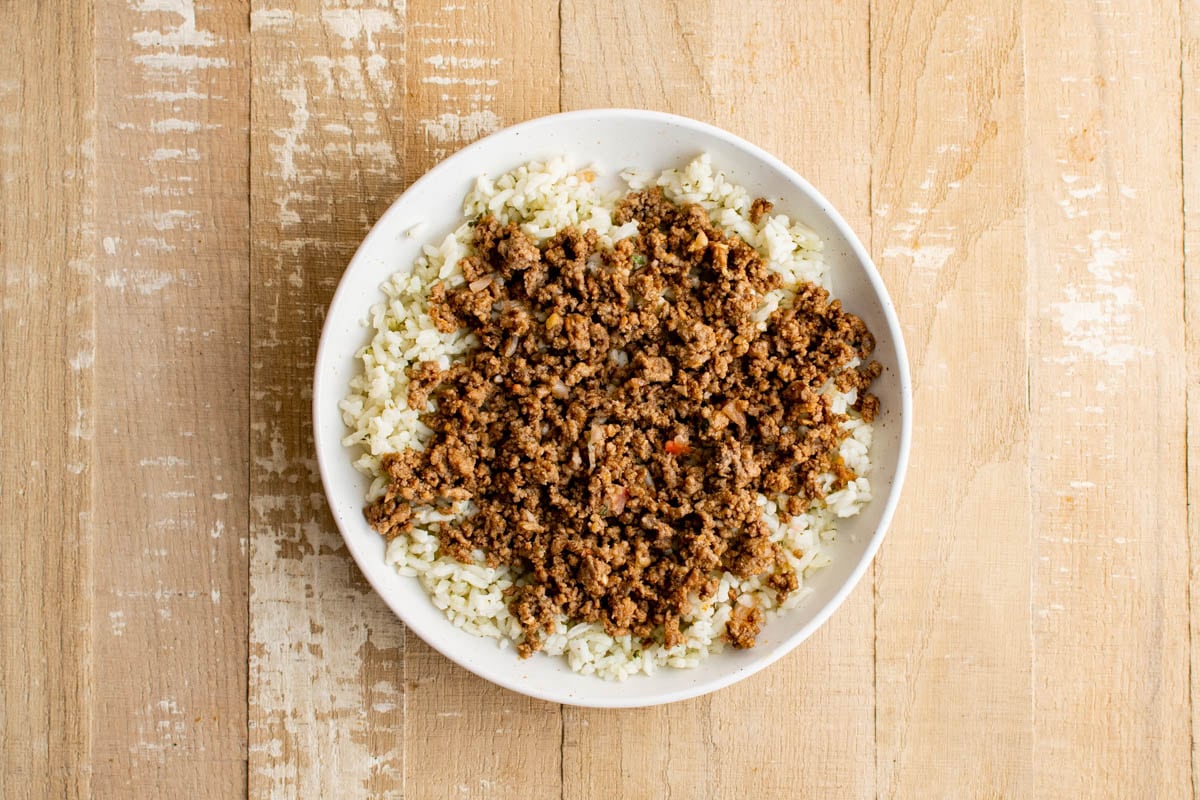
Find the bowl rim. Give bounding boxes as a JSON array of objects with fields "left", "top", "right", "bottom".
[{"left": 313, "top": 107, "right": 912, "bottom": 707}]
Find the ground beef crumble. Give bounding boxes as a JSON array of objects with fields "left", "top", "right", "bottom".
[{"left": 364, "top": 188, "right": 881, "bottom": 656}]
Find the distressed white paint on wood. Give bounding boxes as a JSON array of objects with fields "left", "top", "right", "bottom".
[
  {"left": 4, "top": 2, "right": 1199, "bottom": 795},
  {"left": 90, "top": 0, "right": 250, "bottom": 793},
  {"left": 400, "top": 0, "right": 545, "bottom": 177},
  {"left": 249, "top": 2, "right": 406, "bottom": 797},
  {"left": 1025, "top": 1, "right": 1190, "bottom": 795},
  {"left": 398, "top": 4, "right": 566, "bottom": 798}
]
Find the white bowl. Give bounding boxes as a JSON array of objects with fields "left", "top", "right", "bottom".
[{"left": 313, "top": 109, "right": 911, "bottom": 707}]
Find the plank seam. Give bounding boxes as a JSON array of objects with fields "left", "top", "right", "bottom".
[
  {"left": 1019, "top": 0, "right": 1038, "bottom": 782},
  {"left": 866, "top": 1, "right": 880, "bottom": 798},
  {"left": 244, "top": 3, "right": 253, "bottom": 796},
  {"left": 1183, "top": 1, "right": 1197, "bottom": 795}
]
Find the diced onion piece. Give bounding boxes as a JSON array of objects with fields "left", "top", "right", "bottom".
[
  {"left": 722, "top": 401, "right": 746, "bottom": 426},
  {"left": 610, "top": 486, "right": 628, "bottom": 515},
  {"left": 588, "top": 423, "right": 604, "bottom": 468}
]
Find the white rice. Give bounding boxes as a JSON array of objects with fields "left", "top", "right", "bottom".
[{"left": 340, "top": 154, "right": 873, "bottom": 681}]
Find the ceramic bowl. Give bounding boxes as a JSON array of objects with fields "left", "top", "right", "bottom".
[{"left": 313, "top": 109, "right": 911, "bottom": 707}]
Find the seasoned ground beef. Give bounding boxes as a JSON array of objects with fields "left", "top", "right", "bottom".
[
  {"left": 749, "top": 197, "right": 773, "bottom": 225},
  {"left": 365, "top": 189, "right": 880, "bottom": 655},
  {"left": 725, "top": 602, "right": 766, "bottom": 649}
]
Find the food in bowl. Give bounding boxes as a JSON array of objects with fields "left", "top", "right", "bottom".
[{"left": 339, "top": 155, "right": 879, "bottom": 680}]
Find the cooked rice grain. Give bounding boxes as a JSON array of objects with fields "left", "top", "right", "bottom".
[{"left": 341, "top": 154, "right": 873, "bottom": 681}]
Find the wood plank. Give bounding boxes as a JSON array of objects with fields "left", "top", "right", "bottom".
[
  {"left": 0, "top": 3, "right": 95, "bottom": 797},
  {"left": 560, "top": 2, "right": 874, "bottom": 796},
  {"left": 1023, "top": 0, "right": 1190, "bottom": 795},
  {"left": 1186, "top": 4, "right": 1200, "bottom": 794},
  {"left": 870, "top": 1, "right": 1034, "bottom": 795},
  {"left": 558, "top": 4, "right": 712, "bottom": 794},
  {"left": 248, "top": 2, "right": 408, "bottom": 796},
  {"left": 399, "top": 2, "right": 565, "bottom": 798},
  {"left": 702, "top": 3, "right": 875, "bottom": 797},
  {"left": 89, "top": 1, "right": 250, "bottom": 793},
  {"left": 560, "top": 1, "right": 714, "bottom": 119},
  {"left": 562, "top": 703, "right": 711, "bottom": 800}
]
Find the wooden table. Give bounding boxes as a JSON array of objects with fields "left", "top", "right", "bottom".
[{"left": 2, "top": 0, "right": 1192, "bottom": 796}]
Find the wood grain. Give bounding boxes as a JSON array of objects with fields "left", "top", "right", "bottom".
[
  {"left": 702, "top": 5, "right": 875, "bottom": 797},
  {"left": 248, "top": 2, "right": 407, "bottom": 796},
  {"left": 871, "top": 1, "right": 1033, "bottom": 796},
  {"left": 560, "top": 2, "right": 875, "bottom": 797},
  {"left": 399, "top": 2, "right": 566, "bottom": 798},
  {"left": 558, "top": 5, "right": 714, "bottom": 794},
  {"left": 1186, "top": 3, "right": 1200, "bottom": 795},
  {"left": 1024, "top": 1, "right": 1190, "bottom": 795},
  {"left": 5, "top": 1, "right": 1200, "bottom": 795},
  {"left": 0, "top": 3, "right": 95, "bottom": 797},
  {"left": 90, "top": 0, "right": 250, "bottom": 793},
  {"left": 561, "top": 0, "right": 714, "bottom": 119}
]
